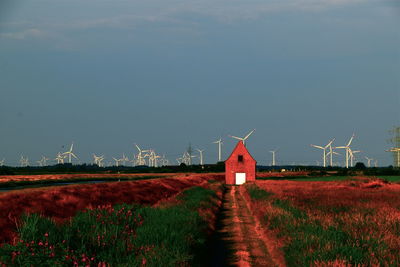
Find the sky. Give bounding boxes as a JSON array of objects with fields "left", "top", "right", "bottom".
[{"left": 0, "top": 0, "right": 399, "bottom": 167}]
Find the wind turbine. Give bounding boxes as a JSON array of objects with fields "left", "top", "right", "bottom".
[
  {"left": 228, "top": 129, "right": 255, "bottom": 146},
  {"left": 213, "top": 138, "right": 223, "bottom": 162},
  {"left": 310, "top": 139, "right": 334, "bottom": 167},
  {"left": 130, "top": 155, "right": 137, "bottom": 167},
  {"left": 20, "top": 155, "right": 29, "bottom": 167},
  {"left": 325, "top": 138, "right": 336, "bottom": 166},
  {"left": 93, "top": 154, "right": 105, "bottom": 167},
  {"left": 196, "top": 149, "right": 205, "bottom": 165},
  {"left": 159, "top": 154, "right": 169, "bottom": 166},
  {"left": 365, "top": 156, "right": 373, "bottom": 167},
  {"left": 135, "top": 144, "right": 148, "bottom": 166},
  {"left": 386, "top": 147, "right": 400, "bottom": 167},
  {"left": 269, "top": 149, "right": 279, "bottom": 166},
  {"left": 55, "top": 152, "right": 66, "bottom": 164},
  {"left": 37, "top": 155, "right": 50, "bottom": 166},
  {"left": 62, "top": 143, "right": 79, "bottom": 164},
  {"left": 326, "top": 149, "right": 340, "bottom": 167},
  {"left": 112, "top": 157, "right": 122, "bottom": 167},
  {"left": 37, "top": 159, "right": 43, "bottom": 166},
  {"left": 0, "top": 159, "right": 4, "bottom": 167},
  {"left": 335, "top": 134, "right": 356, "bottom": 168},
  {"left": 121, "top": 153, "right": 129, "bottom": 166},
  {"left": 349, "top": 150, "right": 361, "bottom": 167},
  {"left": 153, "top": 154, "right": 161, "bottom": 167}
]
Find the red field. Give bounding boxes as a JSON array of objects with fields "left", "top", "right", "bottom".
[
  {"left": 247, "top": 178, "right": 400, "bottom": 265},
  {"left": 0, "top": 173, "right": 174, "bottom": 183},
  {"left": 0, "top": 174, "right": 224, "bottom": 245},
  {"left": 256, "top": 171, "right": 309, "bottom": 178}
]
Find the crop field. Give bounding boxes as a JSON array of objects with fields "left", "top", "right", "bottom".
[
  {"left": 2, "top": 172, "right": 400, "bottom": 266},
  {"left": 257, "top": 175, "right": 400, "bottom": 182},
  {"left": 0, "top": 173, "right": 175, "bottom": 184},
  {"left": 246, "top": 177, "right": 400, "bottom": 266},
  {"left": 0, "top": 174, "right": 224, "bottom": 244},
  {"left": 0, "top": 182, "right": 224, "bottom": 266}
]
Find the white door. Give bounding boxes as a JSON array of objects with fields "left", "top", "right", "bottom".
[{"left": 235, "top": 173, "right": 246, "bottom": 185}]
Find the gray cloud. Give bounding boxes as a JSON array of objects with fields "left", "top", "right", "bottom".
[{"left": 0, "top": 28, "right": 46, "bottom": 40}]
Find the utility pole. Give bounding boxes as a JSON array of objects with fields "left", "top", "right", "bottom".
[{"left": 388, "top": 127, "right": 400, "bottom": 168}]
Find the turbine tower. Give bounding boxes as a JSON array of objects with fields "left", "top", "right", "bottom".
[
  {"left": 93, "top": 154, "right": 105, "bottom": 167},
  {"left": 112, "top": 157, "right": 122, "bottom": 167},
  {"left": 37, "top": 155, "right": 50, "bottom": 166},
  {"left": 310, "top": 139, "right": 334, "bottom": 167},
  {"left": 121, "top": 153, "right": 129, "bottom": 166},
  {"left": 20, "top": 155, "right": 29, "bottom": 167},
  {"left": 135, "top": 144, "right": 148, "bottom": 166},
  {"left": 269, "top": 149, "right": 278, "bottom": 166},
  {"left": 196, "top": 149, "right": 205, "bottom": 165},
  {"left": 55, "top": 152, "right": 66, "bottom": 164},
  {"left": 365, "top": 156, "right": 373, "bottom": 167},
  {"left": 335, "top": 134, "right": 356, "bottom": 168},
  {"left": 213, "top": 138, "right": 223, "bottom": 162},
  {"left": 62, "top": 142, "right": 79, "bottom": 164},
  {"left": 349, "top": 150, "right": 361, "bottom": 167},
  {"left": 0, "top": 159, "right": 4, "bottom": 167},
  {"left": 228, "top": 129, "right": 255, "bottom": 146}
]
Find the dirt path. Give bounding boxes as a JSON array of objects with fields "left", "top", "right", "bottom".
[{"left": 215, "top": 185, "right": 282, "bottom": 267}]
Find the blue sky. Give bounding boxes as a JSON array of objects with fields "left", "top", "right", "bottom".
[{"left": 0, "top": 0, "right": 399, "bottom": 166}]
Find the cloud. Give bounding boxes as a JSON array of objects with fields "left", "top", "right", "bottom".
[{"left": 0, "top": 28, "right": 47, "bottom": 40}]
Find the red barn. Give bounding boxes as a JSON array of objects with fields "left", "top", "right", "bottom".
[{"left": 225, "top": 141, "right": 257, "bottom": 185}]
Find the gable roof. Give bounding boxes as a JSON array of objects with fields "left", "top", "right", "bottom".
[{"left": 225, "top": 140, "right": 257, "bottom": 163}]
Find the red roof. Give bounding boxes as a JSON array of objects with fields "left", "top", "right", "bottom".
[{"left": 225, "top": 141, "right": 256, "bottom": 163}]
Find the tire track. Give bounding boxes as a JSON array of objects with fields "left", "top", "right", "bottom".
[{"left": 215, "top": 185, "right": 278, "bottom": 266}]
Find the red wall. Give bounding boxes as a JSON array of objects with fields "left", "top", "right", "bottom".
[{"left": 225, "top": 141, "right": 256, "bottom": 185}]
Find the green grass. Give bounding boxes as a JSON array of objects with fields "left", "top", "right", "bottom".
[
  {"left": 246, "top": 184, "right": 273, "bottom": 200},
  {"left": 377, "top": 176, "right": 400, "bottom": 182},
  {"left": 0, "top": 186, "right": 218, "bottom": 266},
  {"left": 263, "top": 196, "right": 390, "bottom": 266},
  {"left": 0, "top": 175, "right": 162, "bottom": 190}
]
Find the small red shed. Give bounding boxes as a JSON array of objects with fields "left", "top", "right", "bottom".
[{"left": 225, "top": 141, "right": 257, "bottom": 185}]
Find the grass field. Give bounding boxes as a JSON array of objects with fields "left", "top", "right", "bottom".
[
  {"left": 247, "top": 179, "right": 400, "bottom": 266},
  {"left": 0, "top": 175, "right": 162, "bottom": 191},
  {"left": 0, "top": 175, "right": 214, "bottom": 244},
  {"left": 0, "top": 184, "right": 222, "bottom": 266},
  {"left": 257, "top": 175, "right": 400, "bottom": 182}
]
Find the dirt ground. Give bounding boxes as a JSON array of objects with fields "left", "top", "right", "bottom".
[{"left": 216, "top": 185, "right": 286, "bottom": 267}]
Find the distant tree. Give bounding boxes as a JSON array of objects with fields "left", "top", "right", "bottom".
[{"left": 354, "top": 162, "right": 366, "bottom": 169}]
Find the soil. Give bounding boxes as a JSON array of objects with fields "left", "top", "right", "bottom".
[{"left": 211, "top": 185, "right": 285, "bottom": 267}]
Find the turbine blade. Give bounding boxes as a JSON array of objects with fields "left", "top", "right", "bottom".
[
  {"left": 244, "top": 129, "right": 255, "bottom": 140},
  {"left": 230, "top": 135, "right": 242, "bottom": 140},
  {"left": 311, "top": 145, "right": 324, "bottom": 149},
  {"left": 347, "top": 134, "right": 355, "bottom": 146}
]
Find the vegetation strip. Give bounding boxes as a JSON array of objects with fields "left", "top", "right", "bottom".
[
  {"left": 0, "top": 186, "right": 221, "bottom": 266},
  {"left": 0, "top": 175, "right": 162, "bottom": 189},
  {"left": 246, "top": 184, "right": 398, "bottom": 266}
]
